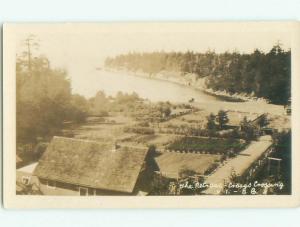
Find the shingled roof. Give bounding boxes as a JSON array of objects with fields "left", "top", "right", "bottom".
[
  {"left": 34, "top": 137, "right": 148, "bottom": 193},
  {"left": 155, "top": 152, "right": 221, "bottom": 179}
]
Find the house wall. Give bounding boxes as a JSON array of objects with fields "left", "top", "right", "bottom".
[
  {"left": 16, "top": 171, "right": 39, "bottom": 185},
  {"left": 39, "top": 179, "right": 80, "bottom": 196},
  {"left": 38, "top": 178, "right": 132, "bottom": 196}
]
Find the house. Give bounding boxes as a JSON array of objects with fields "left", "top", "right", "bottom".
[
  {"left": 33, "top": 136, "right": 149, "bottom": 196},
  {"left": 16, "top": 162, "right": 40, "bottom": 194}
]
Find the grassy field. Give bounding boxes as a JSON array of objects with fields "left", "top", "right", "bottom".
[
  {"left": 160, "top": 110, "right": 210, "bottom": 129},
  {"left": 63, "top": 114, "right": 137, "bottom": 142}
]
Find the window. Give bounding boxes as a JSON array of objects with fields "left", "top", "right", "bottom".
[
  {"left": 47, "top": 180, "right": 56, "bottom": 189},
  {"left": 88, "top": 188, "right": 96, "bottom": 196},
  {"left": 21, "top": 176, "right": 30, "bottom": 185},
  {"left": 79, "top": 187, "right": 96, "bottom": 196},
  {"left": 79, "top": 187, "right": 88, "bottom": 196}
]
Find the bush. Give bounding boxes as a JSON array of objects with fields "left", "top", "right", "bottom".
[
  {"left": 204, "top": 162, "right": 219, "bottom": 175},
  {"left": 167, "top": 137, "right": 246, "bottom": 155},
  {"left": 124, "top": 126, "right": 155, "bottom": 135}
]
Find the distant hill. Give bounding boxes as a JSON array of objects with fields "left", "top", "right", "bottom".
[{"left": 105, "top": 44, "right": 290, "bottom": 105}]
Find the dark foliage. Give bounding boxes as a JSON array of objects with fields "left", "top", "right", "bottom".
[
  {"left": 167, "top": 137, "right": 246, "bottom": 155},
  {"left": 216, "top": 110, "right": 229, "bottom": 129},
  {"left": 105, "top": 44, "right": 290, "bottom": 104},
  {"left": 17, "top": 38, "right": 89, "bottom": 145},
  {"left": 272, "top": 130, "right": 292, "bottom": 194}
]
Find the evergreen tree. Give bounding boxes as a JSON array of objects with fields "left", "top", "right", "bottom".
[
  {"left": 105, "top": 43, "right": 291, "bottom": 104},
  {"left": 206, "top": 113, "right": 216, "bottom": 130},
  {"left": 240, "top": 117, "right": 257, "bottom": 141},
  {"left": 216, "top": 110, "right": 229, "bottom": 129},
  {"left": 17, "top": 36, "right": 89, "bottom": 143}
]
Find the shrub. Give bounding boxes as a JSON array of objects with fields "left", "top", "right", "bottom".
[
  {"left": 124, "top": 126, "right": 155, "bottom": 135},
  {"left": 167, "top": 136, "right": 246, "bottom": 155}
]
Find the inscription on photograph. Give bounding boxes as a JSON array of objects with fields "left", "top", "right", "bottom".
[{"left": 4, "top": 22, "right": 299, "bottom": 208}]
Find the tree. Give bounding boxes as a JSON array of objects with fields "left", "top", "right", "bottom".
[
  {"left": 68, "top": 94, "right": 89, "bottom": 123},
  {"left": 271, "top": 130, "right": 291, "bottom": 194},
  {"left": 257, "top": 114, "right": 268, "bottom": 128},
  {"left": 17, "top": 56, "right": 72, "bottom": 142},
  {"left": 240, "top": 117, "right": 257, "bottom": 141},
  {"left": 158, "top": 103, "right": 171, "bottom": 118},
  {"left": 240, "top": 116, "right": 249, "bottom": 130},
  {"left": 89, "top": 90, "right": 109, "bottom": 116},
  {"left": 105, "top": 44, "right": 291, "bottom": 104},
  {"left": 145, "top": 144, "right": 159, "bottom": 171},
  {"left": 216, "top": 110, "right": 229, "bottom": 129},
  {"left": 17, "top": 36, "right": 88, "bottom": 144},
  {"left": 206, "top": 113, "right": 216, "bottom": 130},
  {"left": 162, "top": 106, "right": 171, "bottom": 118}
]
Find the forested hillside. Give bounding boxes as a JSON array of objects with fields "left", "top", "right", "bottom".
[
  {"left": 17, "top": 39, "right": 89, "bottom": 144},
  {"left": 105, "top": 44, "right": 290, "bottom": 104}
]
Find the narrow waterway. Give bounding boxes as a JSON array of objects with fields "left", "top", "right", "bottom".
[
  {"left": 73, "top": 69, "right": 218, "bottom": 103},
  {"left": 72, "top": 69, "right": 285, "bottom": 115}
]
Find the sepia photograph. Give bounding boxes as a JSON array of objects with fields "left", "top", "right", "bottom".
[{"left": 3, "top": 22, "right": 299, "bottom": 208}]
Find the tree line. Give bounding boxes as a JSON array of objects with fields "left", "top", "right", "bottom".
[
  {"left": 16, "top": 35, "right": 96, "bottom": 145},
  {"left": 17, "top": 54, "right": 145, "bottom": 144},
  {"left": 16, "top": 36, "right": 148, "bottom": 145},
  {"left": 17, "top": 54, "right": 89, "bottom": 144},
  {"left": 105, "top": 44, "right": 291, "bottom": 104}
]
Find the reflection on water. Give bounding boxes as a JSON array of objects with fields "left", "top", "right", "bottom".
[{"left": 73, "top": 70, "right": 218, "bottom": 103}]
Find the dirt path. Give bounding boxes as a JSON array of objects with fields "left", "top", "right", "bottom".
[{"left": 203, "top": 135, "right": 273, "bottom": 195}]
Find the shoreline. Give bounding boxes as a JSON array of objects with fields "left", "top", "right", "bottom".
[
  {"left": 104, "top": 68, "right": 268, "bottom": 103},
  {"left": 101, "top": 68, "right": 287, "bottom": 116}
]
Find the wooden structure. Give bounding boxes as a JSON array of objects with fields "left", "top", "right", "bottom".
[{"left": 34, "top": 137, "right": 149, "bottom": 195}]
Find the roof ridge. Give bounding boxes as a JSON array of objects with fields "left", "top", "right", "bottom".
[
  {"left": 53, "top": 136, "right": 148, "bottom": 150},
  {"left": 52, "top": 136, "right": 110, "bottom": 145}
]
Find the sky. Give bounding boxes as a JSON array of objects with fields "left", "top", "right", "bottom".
[{"left": 13, "top": 22, "right": 292, "bottom": 91}]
